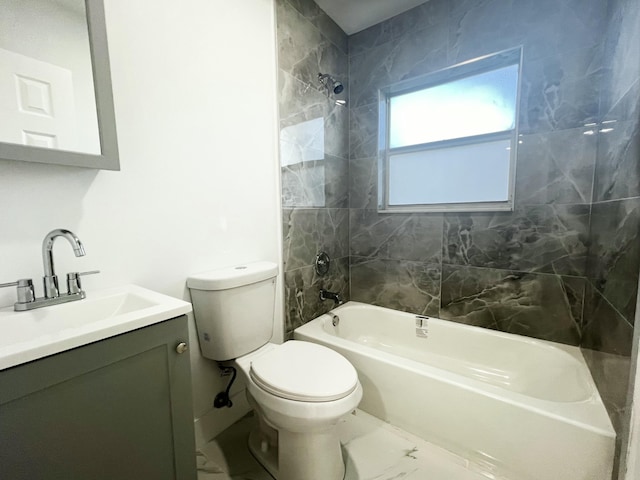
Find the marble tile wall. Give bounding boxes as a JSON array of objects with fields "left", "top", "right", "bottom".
[
  {"left": 348, "top": 0, "right": 605, "bottom": 346},
  {"left": 346, "top": 0, "right": 640, "bottom": 455},
  {"left": 583, "top": 0, "right": 640, "bottom": 462},
  {"left": 276, "top": 0, "right": 639, "bottom": 461},
  {"left": 276, "top": 0, "right": 350, "bottom": 336},
  {"left": 584, "top": 0, "right": 640, "bottom": 356},
  {"left": 349, "top": 0, "right": 640, "bottom": 448}
]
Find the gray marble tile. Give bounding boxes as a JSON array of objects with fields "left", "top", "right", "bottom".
[
  {"left": 448, "top": 0, "right": 522, "bottom": 66},
  {"left": 519, "top": 45, "right": 603, "bottom": 134},
  {"left": 443, "top": 205, "right": 590, "bottom": 276},
  {"left": 447, "top": 0, "right": 606, "bottom": 131},
  {"left": 515, "top": 0, "right": 605, "bottom": 62},
  {"left": 348, "top": 42, "right": 394, "bottom": 108},
  {"left": 323, "top": 99, "right": 349, "bottom": 159},
  {"left": 593, "top": 120, "right": 640, "bottom": 202},
  {"left": 440, "top": 265, "right": 582, "bottom": 345},
  {"left": 283, "top": 208, "right": 349, "bottom": 271},
  {"left": 582, "top": 348, "right": 631, "bottom": 432},
  {"left": 350, "top": 210, "right": 443, "bottom": 263},
  {"left": 281, "top": 0, "right": 348, "bottom": 54},
  {"left": 277, "top": 68, "right": 326, "bottom": 124},
  {"left": 323, "top": 155, "right": 350, "bottom": 208},
  {"left": 281, "top": 154, "right": 348, "bottom": 208},
  {"left": 284, "top": 256, "right": 349, "bottom": 332},
  {"left": 349, "top": 156, "right": 378, "bottom": 209},
  {"left": 563, "top": 0, "right": 609, "bottom": 35},
  {"left": 581, "top": 347, "right": 631, "bottom": 478},
  {"left": 603, "top": 78, "right": 640, "bottom": 125},
  {"left": 449, "top": 0, "right": 605, "bottom": 65},
  {"left": 279, "top": 70, "right": 349, "bottom": 208},
  {"left": 276, "top": 0, "right": 348, "bottom": 97},
  {"left": 348, "top": 23, "right": 448, "bottom": 109},
  {"left": 351, "top": 0, "right": 449, "bottom": 57},
  {"left": 388, "top": 22, "right": 450, "bottom": 83},
  {"left": 564, "top": 275, "right": 588, "bottom": 331},
  {"left": 350, "top": 257, "right": 440, "bottom": 316},
  {"left": 316, "top": 17, "right": 348, "bottom": 56},
  {"left": 581, "top": 283, "right": 634, "bottom": 357},
  {"left": 388, "top": 0, "right": 449, "bottom": 42},
  {"left": 349, "top": 104, "right": 378, "bottom": 159},
  {"left": 282, "top": 161, "right": 325, "bottom": 208},
  {"left": 519, "top": 58, "right": 601, "bottom": 135},
  {"left": 515, "top": 128, "right": 596, "bottom": 205},
  {"left": 600, "top": 0, "right": 640, "bottom": 124},
  {"left": 348, "top": 21, "right": 393, "bottom": 57},
  {"left": 587, "top": 198, "right": 640, "bottom": 323},
  {"left": 601, "top": 0, "right": 640, "bottom": 118},
  {"left": 277, "top": 0, "right": 322, "bottom": 78},
  {"left": 279, "top": 70, "right": 349, "bottom": 160}
]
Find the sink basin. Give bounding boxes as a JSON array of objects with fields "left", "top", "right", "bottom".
[{"left": 0, "top": 285, "right": 192, "bottom": 370}]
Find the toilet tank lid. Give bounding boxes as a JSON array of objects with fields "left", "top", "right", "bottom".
[{"left": 187, "top": 261, "right": 278, "bottom": 290}]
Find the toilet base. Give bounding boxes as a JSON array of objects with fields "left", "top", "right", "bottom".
[
  {"left": 248, "top": 428, "right": 278, "bottom": 478},
  {"left": 248, "top": 422, "right": 346, "bottom": 480}
]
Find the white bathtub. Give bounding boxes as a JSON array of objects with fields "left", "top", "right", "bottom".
[{"left": 294, "top": 302, "right": 615, "bottom": 480}]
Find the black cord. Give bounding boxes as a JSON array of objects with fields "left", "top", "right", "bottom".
[{"left": 213, "top": 365, "right": 237, "bottom": 408}]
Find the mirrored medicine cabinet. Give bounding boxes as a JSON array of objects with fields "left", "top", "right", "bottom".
[{"left": 0, "top": 0, "right": 119, "bottom": 170}]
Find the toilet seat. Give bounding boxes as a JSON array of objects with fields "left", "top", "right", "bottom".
[{"left": 250, "top": 341, "right": 358, "bottom": 402}]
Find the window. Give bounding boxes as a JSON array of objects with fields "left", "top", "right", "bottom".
[{"left": 378, "top": 48, "right": 522, "bottom": 212}]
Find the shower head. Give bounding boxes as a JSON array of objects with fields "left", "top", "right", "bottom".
[{"left": 318, "top": 73, "right": 344, "bottom": 96}]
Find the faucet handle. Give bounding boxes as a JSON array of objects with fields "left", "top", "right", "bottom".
[
  {"left": 66, "top": 270, "right": 100, "bottom": 295},
  {"left": 0, "top": 279, "right": 36, "bottom": 304}
]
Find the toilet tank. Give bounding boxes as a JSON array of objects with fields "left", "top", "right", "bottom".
[{"left": 187, "top": 261, "right": 278, "bottom": 361}]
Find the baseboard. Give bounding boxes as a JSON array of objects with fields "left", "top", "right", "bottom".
[{"left": 193, "top": 388, "right": 251, "bottom": 449}]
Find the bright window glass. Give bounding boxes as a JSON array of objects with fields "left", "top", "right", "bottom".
[
  {"left": 389, "top": 64, "right": 518, "bottom": 148},
  {"left": 388, "top": 139, "right": 512, "bottom": 205},
  {"left": 381, "top": 50, "right": 521, "bottom": 212}
]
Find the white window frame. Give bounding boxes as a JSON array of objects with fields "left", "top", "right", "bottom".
[{"left": 378, "top": 47, "right": 523, "bottom": 213}]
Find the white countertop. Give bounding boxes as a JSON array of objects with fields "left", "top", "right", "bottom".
[{"left": 0, "top": 284, "right": 192, "bottom": 371}]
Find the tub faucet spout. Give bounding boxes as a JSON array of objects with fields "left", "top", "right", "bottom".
[{"left": 319, "top": 289, "right": 342, "bottom": 307}]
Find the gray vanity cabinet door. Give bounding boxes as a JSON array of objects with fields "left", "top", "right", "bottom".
[{"left": 0, "top": 316, "right": 196, "bottom": 480}]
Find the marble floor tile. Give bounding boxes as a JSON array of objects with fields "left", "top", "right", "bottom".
[
  {"left": 196, "top": 412, "right": 272, "bottom": 480},
  {"left": 198, "top": 410, "right": 512, "bottom": 480}
]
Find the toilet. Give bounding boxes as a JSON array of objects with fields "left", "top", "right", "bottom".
[{"left": 187, "top": 261, "right": 362, "bottom": 480}]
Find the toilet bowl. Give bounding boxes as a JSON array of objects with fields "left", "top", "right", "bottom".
[
  {"left": 235, "top": 341, "right": 362, "bottom": 480},
  {"left": 187, "top": 262, "right": 362, "bottom": 480}
]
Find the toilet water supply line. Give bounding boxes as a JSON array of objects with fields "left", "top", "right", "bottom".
[{"left": 214, "top": 365, "right": 237, "bottom": 408}]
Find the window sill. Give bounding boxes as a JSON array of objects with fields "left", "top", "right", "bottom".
[{"left": 378, "top": 202, "right": 514, "bottom": 214}]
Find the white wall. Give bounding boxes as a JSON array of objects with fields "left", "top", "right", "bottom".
[{"left": 0, "top": 0, "right": 281, "bottom": 445}]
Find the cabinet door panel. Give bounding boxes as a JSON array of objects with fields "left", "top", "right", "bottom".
[{"left": 0, "top": 316, "right": 196, "bottom": 480}]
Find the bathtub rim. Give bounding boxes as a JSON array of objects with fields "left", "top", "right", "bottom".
[{"left": 294, "top": 301, "right": 615, "bottom": 438}]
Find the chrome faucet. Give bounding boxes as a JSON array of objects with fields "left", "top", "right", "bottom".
[
  {"left": 0, "top": 229, "right": 99, "bottom": 311},
  {"left": 43, "top": 229, "right": 86, "bottom": 298},
  {"left": 319, "top": 289, "right": 342, "bottom": 307}
]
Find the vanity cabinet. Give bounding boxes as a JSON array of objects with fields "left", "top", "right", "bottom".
[{"left": 0, "top": 316, "right": 196, "bottom": 480}]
